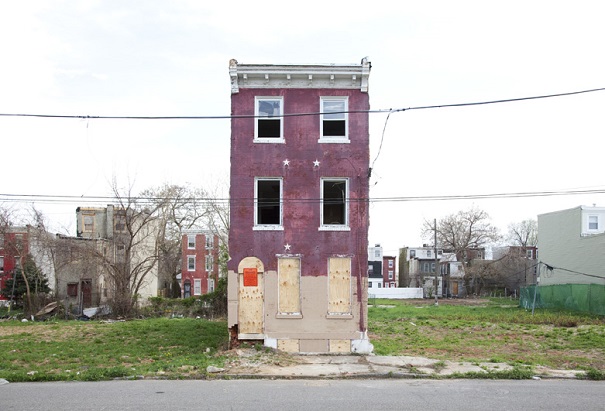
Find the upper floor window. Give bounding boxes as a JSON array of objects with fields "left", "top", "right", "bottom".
[
  {"left": 388, "top": 260, "right": 394, "bottom": 268},
  {"left": 0, "top": 256, "right": 4, "bottom": 272},
  {"left": 320, "top": 178, "right": 349, "bottom": 230},
  {"left": 255, "top": 178, "right": 283, "bottom": 229},
  {"left": 205, "top": 255, "right": 213, "bottom": 272},
  {"left": 83, "top": 214, "right": 94, "bottom": 232},
  {"left": 187, "top": 235, "right": 195, "bottom": 249},
  {"left": 115, "top": 210, "right": 126, "bottom": 232},
  {"left": 255, "top": 97, "right": 283, "bottom": 142},
  {"left": 205, "top": 235, "right": 213, "bottom": 249},
  {"left": 588, "top": 215, "right": 599, "bottom": 230},
  {"left": 320, "top": 97, "right": 348, "bottom": 143},
  {"left": 187, "top": 255, "right": 196, "bottom": 271}
]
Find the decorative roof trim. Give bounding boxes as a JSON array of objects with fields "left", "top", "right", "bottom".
[{"left": 229, "top": 57, "right": 371, "bottom": 94}]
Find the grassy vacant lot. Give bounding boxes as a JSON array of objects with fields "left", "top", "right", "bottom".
[
  {"left": 0, "top": 318, "right": 229, "bottom": 382},
  {"left": 0, "top": 298, "right": 603, "bottom": 381},
  {"left": 369, "top": 298, "right": 605, "bottom": 373}
]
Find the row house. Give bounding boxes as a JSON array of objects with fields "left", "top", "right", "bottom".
[
  {"left": 181, "top": 230, "right": 219, "bottom": 298},
  {"left": 69, "top": 206, "right": 160, "bottom": 310},
  {"left": 399, "top": 245, "right": 443, "bottom": 290},
  {"left": 0, "top": 226, "right": 29, "bottom": 304},
  {"left": 227, "top": 58, "right": 373, "bottom": 354},
  {"left": 367, "top": 244, "right": 383, "bottom": 289},
  {"left": 383, "top": 255, "right": 397, "bottom": 288},
  {"left": 534, "top": 205, "right": 605, "bottom": 314}
]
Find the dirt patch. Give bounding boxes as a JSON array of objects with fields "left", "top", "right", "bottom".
[{"left": 406, "top": 298, "right": 491, "bottom": 306}]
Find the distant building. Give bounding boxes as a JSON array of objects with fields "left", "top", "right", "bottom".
[
  {"left": 368, "top": 244, "right": 383, "bottom": 289},
  {"left": 0, "top": 227, "right": 29, "bottom": 303},
  {"left": 180, "top": 230, "right": 219, "bottom": 298},
  {"left": 73, "top": 206, "right": 160, "bottom": 307},
  {"left": 383, "top": 255, "right": 396, "bottom": 288}
]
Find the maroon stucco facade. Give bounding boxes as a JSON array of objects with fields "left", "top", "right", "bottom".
[
  {"left": 228, "top": 87, "right": 370, "bottom": 280},
  {"left": 227, "top": 59, "right": 372, "bottom": 352}
]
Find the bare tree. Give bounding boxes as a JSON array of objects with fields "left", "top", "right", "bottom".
[
  {"left": 140, "top": 183, "right": 212, "bottom": 297},
  {"left": 422, "top": 206, "right": 501, "bottom": 295},
  {"left": 77, "top": 180, "right": 164, "bottom": 316},
  {"left": 423, "top": 206, "right": 500, "bottom": 259},
  {"left": 506, "top": 219, "right": 538, "bottom": 247}
]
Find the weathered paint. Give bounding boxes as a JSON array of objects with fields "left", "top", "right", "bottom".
[{"left": 228, "top": 60, "right": 371, "bottom": 352}]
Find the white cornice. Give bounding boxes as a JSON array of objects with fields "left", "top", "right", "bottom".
[{"left": 229, "top": 57, "right": 371, "bottom": 94}]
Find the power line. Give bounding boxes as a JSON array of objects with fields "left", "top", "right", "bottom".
[
  {"left": 2, "top": 187, "right": 604, "bottom": 206},
  {"left": 0, "top": 87, "right": 603, "bottom": 120}
]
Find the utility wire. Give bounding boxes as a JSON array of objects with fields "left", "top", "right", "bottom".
[
  {"left": 540, "top": 262, "right": 605, "bottom": 281},
  {"left": 2, "top": 187, "right": 605, "bottom": 206},
  {"left": 0, "top": 87, "right": 603, "bottom": 120}
]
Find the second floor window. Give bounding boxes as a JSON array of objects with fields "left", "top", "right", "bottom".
[
  {"left": 188, "top": 256, "right": 195, "bottom": 271},
  {"left": 255, "top": 97, "right": 283, "bottom": 140},
  {"left": 255, "top": 178, "right": 282, "bottom": 228},
  {"left": 187, "top": 235, "right": 195, "bottom": 249},
  {"left": 320, "top": 179, "right": 348, "bottom": 228},
  {"left": 83, "top": 215, "right": 94, "bottom": 232},
  {"left": 588, "top": 215, "right": 599, "bottom": 230}
]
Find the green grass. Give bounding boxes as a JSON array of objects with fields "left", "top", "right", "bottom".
[
  {"left": 2, "top": 297, "right": 604, "bottom": 382},
  {"left": 368, "top": 298, "right": 605, "bottom": 371},
  {"left": 0, "top": 318, "right": 228, "bottom": 382}
]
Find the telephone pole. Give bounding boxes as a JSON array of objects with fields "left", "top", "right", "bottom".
[{"left": 434, "top": 218, "right": 439, "bottom": 306}]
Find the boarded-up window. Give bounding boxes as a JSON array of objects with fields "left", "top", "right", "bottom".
[
  {"left": 328, "top": 257, "right": 351, "bottom": 314},
  {"left": 278, "top": 257, "right": 301, "bottom": 314},
  {"left": 67, "top": 283, "right": 78, "bottom": 297}
]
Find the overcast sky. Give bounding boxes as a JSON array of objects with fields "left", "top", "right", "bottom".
[{"left": 1, "top": 1, "right": 604, "bottom": 256}]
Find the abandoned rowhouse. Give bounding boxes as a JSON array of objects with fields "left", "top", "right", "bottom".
[
  {"left": 227, "top": 58, "right": 373, "bottom": 353},
  {"left": 60, "top": 205, "right": 161, "bottom": 312}
]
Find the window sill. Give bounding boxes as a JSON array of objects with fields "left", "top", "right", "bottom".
[
  {"left": 318, "top": 138, "right": 350, "bottom": 144},
  {"left": 254, "top": 225, "right": 284, "bottom": 231},
  {"left": 254, "top": 138, "right": 285, "bottom": 144},
  {"left": 318, "top": 226, "right": 350, "bottom": 232},
  {"left": 326, "top": 313, "right": 353, "bottom": 319},
  {"left": 276, "top": 313, "right": 303, "bottom": 319}
]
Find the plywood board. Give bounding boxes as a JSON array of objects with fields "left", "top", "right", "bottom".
[
  {"left": 238, "top": 271, "right": 264, "bottom": 334},
  {"left": 278, "top": 339, "right": 300, "bottom": 353},
  {"left": 329, "top": 339, "right": 351, "bottom": 353},
  {"left": 328, "top": 257, "right": 351, "bottom": 314},
  {"left": 278, "top": 257, "right": 301, "bottom": 314}
]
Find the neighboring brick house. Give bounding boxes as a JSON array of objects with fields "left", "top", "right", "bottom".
[
  {"left": 227, "top": 58, "right": 373, "bottom": 354},
  {"left": 180, "top": 230, "right": 219, "bottom": 298},
  {"left": 383, "top": 255, "right": 396, "bottom": 288},
  {"left": 0, "top": 227, "right": 29, "bottom": 304}
]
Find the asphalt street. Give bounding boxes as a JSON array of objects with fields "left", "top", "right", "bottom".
[{"left": 2, "top": 379, "right": 604, "bottom": 411}]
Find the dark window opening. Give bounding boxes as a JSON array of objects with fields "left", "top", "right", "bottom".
[
  {"left": 258, "top": 119, "right": 281, "bottom": 137},
  {"left": 257, "top": 180, "right": 281, "bottom": 225},
  {"left": 323, "top": 180, "right": 346, "bottom": 225},
  {"left": 323, "top": 120, "right": 346, "bottom": 136}
]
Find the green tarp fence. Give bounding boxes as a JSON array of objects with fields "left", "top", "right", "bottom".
[{"left": 520, "top": 284, "right": 605, "bottom": 316}]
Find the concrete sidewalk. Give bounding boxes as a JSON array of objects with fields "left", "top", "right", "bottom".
[{"left": 220, "top": 349, "right": 583, "bottom": 380}]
